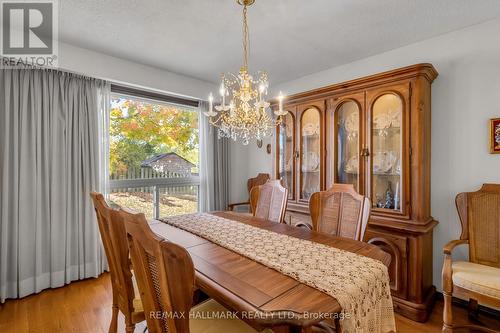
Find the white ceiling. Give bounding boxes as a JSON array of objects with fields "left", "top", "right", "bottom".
[{"left": 60, "top": 0, "right": 500, "bottom": 85}]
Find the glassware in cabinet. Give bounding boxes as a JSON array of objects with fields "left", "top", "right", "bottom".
[
  {"left": 370, "top": 93, "right": 403, "bottom": 212},
  {"left": 300, "top": 108, "right": 321, "bottom": 201},
  {"left": 278, "top": 113, "right": 295, "bottom": 199},
  {"left": 334, "top": 100, "right": 361, "bottom": 191}
]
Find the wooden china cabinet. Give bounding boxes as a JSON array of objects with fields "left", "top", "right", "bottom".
[{"left": 274, "top": 64, "right": 439, "bottom": 322}]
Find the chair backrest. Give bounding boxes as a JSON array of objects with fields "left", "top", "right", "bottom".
[
  {"left": 455, "top": 183, "right": 500, "bottom": 268},
  {"left": 90, "top": 192, "right": 136, "bottom": 315},
  {"left": 308, "top": 184, "right": 370, "bottom": 241},
  {"left": 247, "top": 173, "right": 271, "bottom": 197},
  {"left": 250, "top": 179, "right": 288, "bottom": 223},
  {"left": 122, "top": 209, "right": 195, "bottom": 333}
]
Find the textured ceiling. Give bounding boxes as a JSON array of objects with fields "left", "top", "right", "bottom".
[{"left": 60, "top": 0, "right": 500, "bottom": 85}]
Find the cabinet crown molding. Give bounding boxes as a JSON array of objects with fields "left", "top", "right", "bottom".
[{"left": 274, "top": 63, "right": 438, "bottom": 106}]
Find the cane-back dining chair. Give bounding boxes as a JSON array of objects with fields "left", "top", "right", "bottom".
[
  {"left": 90, "top": 192, "right": 145, "bottom": 333},
  {"left": 227, "top": 173, "right": 270, "bottom": 212},
  {"left": 442, "top": 184, "right": 500, "bottom": 333},
  {"left": 296, "top": 184, "right": 371, "bottom": 241},
  {"left": 249, "top": 179, "right": 288, "bottom": 223},
  {"left": 121, "top": 208, "right": 265, "bottom": 333}
]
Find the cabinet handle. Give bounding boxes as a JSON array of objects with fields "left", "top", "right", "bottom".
[
  {"left": 360, "top": 148, "right": 370, "bottom": 157},
  {"left": 294, "top": 151, "right": 300, "bottom": 159}
]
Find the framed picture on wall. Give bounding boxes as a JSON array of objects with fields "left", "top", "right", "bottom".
[{"left": 490, "top": 118, "right": 500, "bottom": 154}]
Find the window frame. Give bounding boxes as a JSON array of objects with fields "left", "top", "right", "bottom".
[{"left": 108, "top": 87, "right": 201, "bottom": 218}]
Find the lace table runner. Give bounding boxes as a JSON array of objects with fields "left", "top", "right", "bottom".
[{"left": 159, "top": 213, "right": 395, "bottom": 333}]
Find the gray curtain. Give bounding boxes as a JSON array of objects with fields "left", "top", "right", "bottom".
[
  {"left": 212, "top": 125, "right": 231, "bottom": 210},
  {"left": 199, "top": 101, "right": 231, "bottom": 211},
  {"left": 0, "top": 66, "right": 110, "bottom": 301}
]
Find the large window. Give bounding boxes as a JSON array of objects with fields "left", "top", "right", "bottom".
[{"left": 108, "top": 92, "right": 200, "bottom": 219}]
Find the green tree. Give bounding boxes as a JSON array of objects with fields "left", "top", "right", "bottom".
[{"left": 110, "top": 98, "right": 199, "bottom": 176}]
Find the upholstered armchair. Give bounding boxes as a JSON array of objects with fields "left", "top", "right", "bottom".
[{"left": 442, "top": 184, "right": 500, "bottom": 333}]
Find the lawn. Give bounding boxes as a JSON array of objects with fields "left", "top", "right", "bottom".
[{"left": 109, "top": 191, "right": 198, "bottom": 220}]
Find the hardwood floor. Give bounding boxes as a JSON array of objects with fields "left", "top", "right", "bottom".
[{"left": 0, "top": 273, "right": 498, "bottom": 333}]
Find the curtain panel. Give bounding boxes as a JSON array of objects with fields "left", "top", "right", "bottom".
[
  {"left": 0, "top": 67, "right": 110, "bottom": 301},
  {"left": 199, "top": 101, "right": 231, "bottom": 212}
]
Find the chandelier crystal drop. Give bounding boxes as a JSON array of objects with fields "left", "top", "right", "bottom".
[{"left": 204, "top": 0, "right": 287, "bottom": 145}]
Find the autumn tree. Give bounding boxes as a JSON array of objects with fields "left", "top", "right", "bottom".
[{"left": 110, "top": 98, "right": 199, "bottom": 175}]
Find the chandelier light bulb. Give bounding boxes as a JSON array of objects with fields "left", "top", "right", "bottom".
[
  {"left": 275, "top": 91, "right": 285, "bottom": 115},
  {"left": 258, "top": 83, "right": 266, "bottom": 102},
  {"left": 208, "top": 92, "right": 214, "bottom": 111},
  {"left": 204, "top": 92, "right": 217, "bottom": 117},
  {"left": 220, "top": 83, "right": 227, "bottom": 108},
  {"left": 278, "top": 91, "right": 284, "bottom": 101}
]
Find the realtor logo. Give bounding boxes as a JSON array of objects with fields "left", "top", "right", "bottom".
[{"left": 1, "top": 0, "right": 58, "bottom": 67}]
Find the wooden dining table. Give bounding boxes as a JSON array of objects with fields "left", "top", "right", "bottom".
[{"left": 150, "top": 211, "right": 391, "bottom": 333}]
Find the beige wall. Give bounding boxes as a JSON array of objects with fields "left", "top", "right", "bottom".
[{"left": 58, "top": 42, "right": 214, "bottom": 99}]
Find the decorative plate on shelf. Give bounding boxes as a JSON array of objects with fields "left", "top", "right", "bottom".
[
  {"left": 388, "top": 108, "right": 401, "bottom": 128},
  {"left": 345, "top": 112, "right": 359, "bottom": 133},
  {"left": 344, "top": 155, "right": 358, "bottom": 173},
  {"left": 302, "top": 123, "right": 317, "bottom": 136},
  {"left": 373, "top": 151, "right": 397, "bottom": 173},
  {"left": 373, "top": 113, "right": 391, "bottom": 130},
  {"left": 313, "top": 124, "right": 320, "bottom": 135},
  {"left": 301, "top": 152, "right": 319, "bottom": 172}
]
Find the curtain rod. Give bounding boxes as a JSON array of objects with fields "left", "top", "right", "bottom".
[
  {"left": 1, "top": 57, "right": 107, "bottom": 83},
  {"left": 1, "top": 57, "right": 202, "bottom": 107},
  {"left": 111, "top": 84, "right": 200, "bottom": 108}
]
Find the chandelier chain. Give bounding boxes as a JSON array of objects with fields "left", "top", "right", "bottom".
[{"left": 242, "top": 5, "right": 249, "bottom": 70}]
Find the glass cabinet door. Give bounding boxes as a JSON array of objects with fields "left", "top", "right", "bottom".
[
  {"left": 334, "top": 101, "right": 360, "bottom": 191},
  {"left": 278, "top": 113, "right": 295, "bottom": 199},
  {"left": 300, "top": 108, "right": 321, "bottom": 200},
  {"left": 371, "top": 93, "right": 403, "bottom": 212}
]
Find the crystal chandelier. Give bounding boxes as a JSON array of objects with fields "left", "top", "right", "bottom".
[{"left": 204, "top": 0, "right": 287, "bottom": 145}]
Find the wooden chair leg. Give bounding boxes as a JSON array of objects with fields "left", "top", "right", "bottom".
[
  {"left": 124, "top": 312, "right": 136, "bottom": 333},
  {"left": 290, "top": 326, "right": 313, "bottom": 333},
  {"left": 442, "top": 291, "right": 454, "bottom": 333},
  {"left": 334, "top": 318, "right": 342, "bottom": 333},
  {"left": 108, "top": 304, "right": 119, "bottom": 333},
  {"left": 443, "top": 296, "right": 499, "bottom": 333},
  {"left": 125, "top": 323, "right": 136, "bottom": 333},
  {"left": 468, "top": 298, "right": 480, "bottom": 321},
  {"left": 313, "top": 321, "right": 336, "bottom": 333}
]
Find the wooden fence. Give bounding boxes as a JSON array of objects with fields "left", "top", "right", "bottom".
[{"left": 110, "top": 167, "right": 198, "bottom": 196}]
